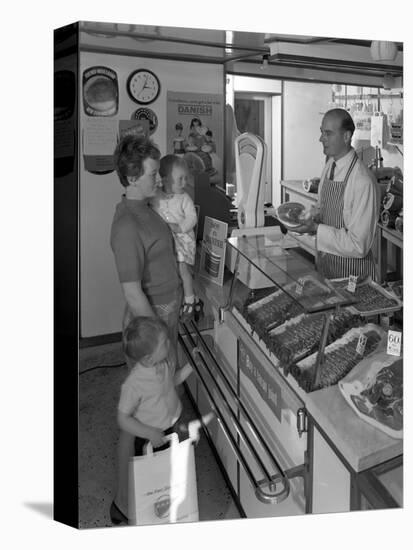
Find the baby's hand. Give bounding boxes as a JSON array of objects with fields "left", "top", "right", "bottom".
[
  {"left": 168, "top": 222, "right": 180, "bottom": 233},
  {"left": 149, "top": 428, "right": 166, "bottom": 448}
]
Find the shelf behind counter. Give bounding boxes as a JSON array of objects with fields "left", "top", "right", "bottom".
[{"left": 194, "top": 264, "right": 402, "bottom": 475}]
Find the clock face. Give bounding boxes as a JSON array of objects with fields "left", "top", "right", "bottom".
[{"left": 127, "top": 69, "right": 160, "bottom": 105}]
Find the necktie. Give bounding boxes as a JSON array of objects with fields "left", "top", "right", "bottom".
[{"left": 329, "top": 161, "right": 336, "bottom": 181}]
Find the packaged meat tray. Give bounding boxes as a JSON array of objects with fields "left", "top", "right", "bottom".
[
  {"left": 243, "top": 292, "right": 302, "bottom": 337},
  {"left": 276, "top": 201, "right": 306, "bottom": 228},
  {"left": 339, "top": 352, "right": 403, "bottom": 439},
  {"left": 247, "top": 274, "right": 350, "bottom": 313},
  {"left": 290, "top": 324, "right": 385, "bottom": 393},
  {"left": 329, "top": 277, "right": 402, "bottom": 316},
  {"left": 262, "top": 308, "right": 361, "bottom": 373}
]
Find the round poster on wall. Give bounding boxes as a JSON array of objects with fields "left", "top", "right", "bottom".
[
  {"left": 83, "top": 66, "right": 119, "bottom": 116},
  {"left": 131, "top": 107, "right": 158, "bottom": 135}
]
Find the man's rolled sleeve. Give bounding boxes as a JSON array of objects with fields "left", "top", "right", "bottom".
[{"left": 317, "top": 174, "right": 377, "bottom": 257}]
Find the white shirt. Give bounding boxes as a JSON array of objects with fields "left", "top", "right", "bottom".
[
  {"left": 152, "top": 191, "right": 197, "bottom": 234},
  {"left": 316, "top": 148, "right": 379, "bottom": 258}
]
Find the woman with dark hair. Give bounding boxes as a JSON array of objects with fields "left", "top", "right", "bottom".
[{"left": 110, "top": 134, "right": 183, "bottom": 524}]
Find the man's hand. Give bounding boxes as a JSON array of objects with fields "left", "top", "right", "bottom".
[{"left": 290, "top": 218, "right": 319, "bottom": 235}]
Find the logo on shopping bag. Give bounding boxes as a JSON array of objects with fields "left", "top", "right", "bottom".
[{"left": 154, "top": 494, "right": 171, "bottom": 518}]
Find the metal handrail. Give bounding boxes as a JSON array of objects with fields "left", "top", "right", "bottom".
[
  {"left": 180, "top": 326, "right": 274, "bottom": 483},
  {"left": 188, "top": 319, "right": 288, "bottom": 480},
  {"left": 179, "top": 325, "right": 296, "bottom": 505}
]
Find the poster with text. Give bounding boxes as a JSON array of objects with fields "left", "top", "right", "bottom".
[
  {"left": 167, "top": 92, "right": 224, "bottom": 185},
  {"left": 199, "top": 216, "right": 228, "bottom": 286}
]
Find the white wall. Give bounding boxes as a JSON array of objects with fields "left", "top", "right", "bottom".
[
  {"left": 282, "top": 81, "right": 332, "bottom": 180},
  {"left": 80, "top": 52, "right": 224, "bottom": 337}
]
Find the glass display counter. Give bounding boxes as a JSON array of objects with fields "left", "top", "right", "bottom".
[{"left": 179, "top": 232, "right": 403, "bottom": 518}]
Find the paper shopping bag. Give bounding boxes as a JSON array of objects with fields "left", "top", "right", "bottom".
[{"left": 128, "top": 433, "right": 199, "bottom": 526}]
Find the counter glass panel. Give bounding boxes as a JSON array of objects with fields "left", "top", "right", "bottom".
[{"left": 227, "top": 233, "right": 355, "bottom": 314}]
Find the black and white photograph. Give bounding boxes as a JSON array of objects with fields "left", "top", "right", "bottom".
[
  {"left": 4, "top": 2, "right": 410, "bottom": 550},
  {"left": 54, "top": 16, "right": 405, "bottom": 528}
]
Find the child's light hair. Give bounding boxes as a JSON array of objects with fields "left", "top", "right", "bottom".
[
  {"left": 159, "top": 154, "right": 188, "bottom": 180},
  {"left": 123, "top": 316, "right": 168, "bottom": 362}
]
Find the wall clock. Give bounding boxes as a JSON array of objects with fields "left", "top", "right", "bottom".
[
  {"left": 127, "top": 69, "right": 161, "bottom": 105},
  {"left": 131, "top": 108, "right": 158, "bottom": 135}
]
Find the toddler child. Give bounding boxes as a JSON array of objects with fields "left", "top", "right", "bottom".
[
  {"left": 152, "top": 154, "right": 203, "bottom": 321},
  {"left": 111, "top": 316, "right": 192, "bottom": 524}
]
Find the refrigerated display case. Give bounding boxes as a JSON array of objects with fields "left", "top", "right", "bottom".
[{"left": 180, "top": 230, "right": 403, "bottom": 518}]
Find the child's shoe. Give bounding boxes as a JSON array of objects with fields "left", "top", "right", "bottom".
[{"left": 110, "top": 501, "right": 128, "bottom": 525}]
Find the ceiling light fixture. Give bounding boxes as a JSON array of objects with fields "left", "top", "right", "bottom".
[{"left": 370, "top": 41, "right": 398, "bottom": 62}]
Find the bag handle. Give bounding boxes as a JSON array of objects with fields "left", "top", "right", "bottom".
[{"left": 143, "top": 431, "right": 180, "bottom": 455}]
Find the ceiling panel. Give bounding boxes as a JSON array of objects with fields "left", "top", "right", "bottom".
[{"left": 78, "top": 21, "right": 403, "bottom": 81}]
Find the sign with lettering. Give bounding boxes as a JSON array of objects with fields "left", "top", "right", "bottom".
[
  {"left": 166, "top": 91, "right": 223, "bottom": 163},
  {"left": 387, "top": 330, "right": 402, "bottom": 356},
  {"left": 356, "top": 333, "right": 367, "bottom": 356},
  {"left": 238, "top": 340, "right": 282, "bottom": 421},
  {"left": 199, "top": 216, "right": 228, "bottom": 286},
  {"left": 347, "top": 275, "right": 358, "bottom": 293},
  {"left": 83, "top": 66, "right": 118, "bottom": 117}
]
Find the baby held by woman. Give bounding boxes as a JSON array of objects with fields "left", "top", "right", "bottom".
[{"left": 152, "top": 155, "right": 204, "bottom": 321}]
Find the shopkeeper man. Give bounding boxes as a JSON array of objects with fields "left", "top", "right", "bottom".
[{"left": 293, "top": 108, "right": 379, "bottom": 280}]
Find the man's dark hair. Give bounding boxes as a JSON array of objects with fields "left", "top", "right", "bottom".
[{"left": 114, "top": 134, "right": 161, "bottom": 188}]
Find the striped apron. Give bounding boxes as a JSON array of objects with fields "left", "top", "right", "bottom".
[{"left": 318, "top": 152, "right": 375, "bottom": 280}]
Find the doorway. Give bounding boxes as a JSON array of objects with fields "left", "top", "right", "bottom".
[{"left": 234, "top": 92, "right": 281, "bottom": 205}]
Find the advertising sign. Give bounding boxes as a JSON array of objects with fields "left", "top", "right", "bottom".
[
  {"left": 199, "top": 216, "right": 228, "bottom": 286},
  {"left": 167, "top": 91, "right": 224, "bottom": 183},
  {"left": 238, "top": 340, "right": 282, "bottom": 421}
]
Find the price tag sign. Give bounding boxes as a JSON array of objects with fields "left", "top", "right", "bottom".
[
  {"left": 356, "top": 333, "right": 367, "bottom": 356},
  {"left": 347, "top": 275, "right": 358, "bottom": 293},
  {"left": 295, "top": 278, "right": 305, "bottom": 296},
  {"left": 387, "top": 330, "right": 402, "bottom": 356}
]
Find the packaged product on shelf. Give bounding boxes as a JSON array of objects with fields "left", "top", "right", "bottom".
[
  {"left": 262, "top": 308, "right": 361, "bottom": 373},
  {"left": 329, "top": 277, "right": 402, "bottom": 316},
  {"left": 290, "top": 324, "right": 384, "bottom": 392},
  {"left": 339, "top": 351, "right": 402, "bottom": 439}
]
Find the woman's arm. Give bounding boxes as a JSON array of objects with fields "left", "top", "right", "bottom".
[{"left": 121, "top": 281, "right": 155, "bottom": 318}]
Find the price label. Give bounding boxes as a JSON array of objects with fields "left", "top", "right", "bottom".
[
  {"left": 296, "top": 278, "right": 305, "bottom": 296},
  {"left": 387, "top": 330, "right": 402, "bottom": 356},
  {"left": 356, "top": 333, "right": 367, "bottom": 356},
  {"left": 347, "top": 275, "right": 358, "bottom": 293}
]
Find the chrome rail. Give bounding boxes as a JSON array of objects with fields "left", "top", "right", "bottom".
[
  {"left": 189, "top": 320, "right": 288, "bottom": 479},
  {"left": 179, "top": 321, "right": 307, "bottom": 505}
]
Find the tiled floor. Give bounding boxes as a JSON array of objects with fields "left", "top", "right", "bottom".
[{"left": 79, "top": 341, "right": 241, "bottom": 529}]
